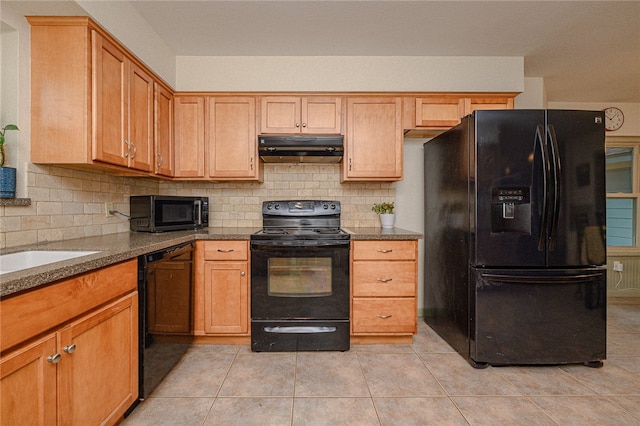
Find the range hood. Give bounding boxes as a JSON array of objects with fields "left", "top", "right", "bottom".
[{"left": 258, "top": 135, "right": 343, "bottom": 163}]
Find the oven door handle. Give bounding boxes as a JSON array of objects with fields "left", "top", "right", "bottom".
[
  {"left": 250, "top": 241, "right": 349, "bottom": 250},
  {"left": 263, "top": 326, "right": 338, "bottom": 334}
]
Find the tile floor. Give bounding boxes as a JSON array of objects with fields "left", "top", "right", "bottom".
[{"left": 123, "top": 300, "right": 640, "bottom": 425}]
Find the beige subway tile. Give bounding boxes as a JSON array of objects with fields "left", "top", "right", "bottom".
[{"left": 5, "top": 230, "right": 38, "bottom": 247}]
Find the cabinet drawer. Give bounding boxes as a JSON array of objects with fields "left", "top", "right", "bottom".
[
  {"left": 1, "top": 260, "right": 137, "bottom": 352},
  {"left": 352, "top": 261, "right": 416, "bottom": 297},
  {"left": 352, "top": 298, "right": 416, "bottom": 334},
  {"left": 352, "top": 240, "right": 416, "bottom": 261},
  {"left": 203, "top": 240, "right": 248, "bottom": 261}
]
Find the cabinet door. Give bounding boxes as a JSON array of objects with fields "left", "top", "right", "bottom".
[
  {"left": 154, "top": 83, "right": 174, "bottom": 177},
  {"left": 58, "top": 293, "right": 138, "bottom": 426},
  {"left": 207, "top": 97, "right": 259, "bottom": 180},
  {"left": 302, "top": 97, "right": 342, "bottom": 134},
  {"left": 127, "top": 62, "right": 154, "bottom": 172},
  {"left": 92, "top": 31, "right": 128, "bottom": 167},
  {"left": 415, "top": 96, "right": 465, "bottom": 128},
  {"left": 203, "top": 261, "right": 249, "bottom": 335},
  {"left": 466, "top": 96, "right": 514, "bottom": 114},
  {"left": 1, "top": 334, "right": 57, "bottom": 426},
  {"left": 345, "top": 97, "right": 403, "bottom": 181},
  {"left": 174, "top": 96, "right": 205, "bottom": 178},
  {"left": 261, "top": 96, "right": 301, "bottom": 133}
]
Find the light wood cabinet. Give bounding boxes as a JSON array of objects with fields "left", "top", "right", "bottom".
[
  {"left": 174, "top": 95, "right": 206, "bottom": 178},
  {"left": 195, "top": 241, "right": 250, "bottom": 336},
  {"left": 343, "top": 97, "right": 403, "bottom": 181},
  {"left": 29, "top": 17, "right": 160, "bottom": 174},
  {"left": 404, "top": 93, "right": 516, "bottom": 134},
  {"left": 0, "top": 260, "right": 138, "bottom": 425},
  {"left": 207, "top": 97, "right": 262, "bottom": 181},
  {"left": 154, "top": 83, "right": 174, "bottom": 177},
  {"left": 261, "top": 96, "right": 342, "bottom": 134},
  {"left": 351, "top": 240, "right": 418, "bottom": 337},
  {"left": 1, "top": 334, "right": 57, "bottom": 426}
]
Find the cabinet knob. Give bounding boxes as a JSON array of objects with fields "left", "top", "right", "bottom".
[
  {"left": 376, "top": 277, "right": 393, "bottom": 283},
  {"left": 241, "top": 271, "right": 246, "bottom": 276},
  {"left": 376, "top": 314, "right": 393, "bottom": 319},
  {"left": 302, "top": 122, "right": 307, "bottom": 128},
  {"left": 63, "top": 344, "right": 76, "bottom": 354},
  {"left": 47, "top": 353, "right": 62, "bottom": 364}
]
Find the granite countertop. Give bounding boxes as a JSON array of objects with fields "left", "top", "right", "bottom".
[{"left": 1, "top": 226, "right": 421, "bottom": 298}]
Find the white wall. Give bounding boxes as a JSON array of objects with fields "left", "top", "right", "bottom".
[{"left": 176, "top": 56, "right": 524, "bottom": 92}]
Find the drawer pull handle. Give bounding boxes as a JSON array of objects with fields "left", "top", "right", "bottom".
[
  {"left": 48, "top": 353, "right": 62, "bottom": 364},
  {"left": 376, "top": 249, "right": 393, "bottom": 253},
  {"left": 376, "top": 314, "right": 393, "bottom": 319},
  {"left": 217, "top": 249, "right": 235, "bottom": 253},
  {"left": 376, "top": 277, "right": 393, "bottom": 283},
  {"left": 63, "top": 344, "right": 76, "bottom": 354}
]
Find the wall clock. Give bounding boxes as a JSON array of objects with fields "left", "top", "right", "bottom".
[{"left": 603, "top": 107, "right": 624, "bottom": 131}]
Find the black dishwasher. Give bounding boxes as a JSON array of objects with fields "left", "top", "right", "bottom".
[{"left": 128, "top": 242, "right": 194, "bottom": 414}]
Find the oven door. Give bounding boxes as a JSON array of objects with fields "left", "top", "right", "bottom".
[{"left": 250, "top": 240, "right": 350, "bottom": 321}]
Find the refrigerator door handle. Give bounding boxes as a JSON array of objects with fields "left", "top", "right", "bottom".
[
  {"left": 535, "top": 125, "right": 550, "bottom": 251},
  {"left": 481, "top": 272, "right": 604, "bottom": 283},
  {"left": 546, "top": 124, "right": 562, "bottom": 251}
]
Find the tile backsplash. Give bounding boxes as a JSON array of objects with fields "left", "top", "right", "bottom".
[{"left": 0, "top": 163, "right": 395, "bottom": 248}]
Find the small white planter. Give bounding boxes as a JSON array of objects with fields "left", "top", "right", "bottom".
[{"left": 379, "top": 213, "right": 395, "bottom": 229}]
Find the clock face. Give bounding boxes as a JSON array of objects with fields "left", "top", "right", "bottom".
[{"left": 604, "top": 107, "right": 624, "bottom": 131}]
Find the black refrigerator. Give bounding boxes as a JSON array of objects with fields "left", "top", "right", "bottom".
[{"left": 423, "top": 109, "right": 607, "bottom": 368}]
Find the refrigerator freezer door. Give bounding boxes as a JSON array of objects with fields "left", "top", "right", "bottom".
[
  {"left": 470, "top": 267, "right": 606, "bottom": 366},
  {"left": 473, "top": 110, "right": 547, "bottom": 267},
  {"left": 545, "top": 110, "right": 606, "bottom": 267}
]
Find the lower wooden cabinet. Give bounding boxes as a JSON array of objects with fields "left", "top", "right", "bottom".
[
  {"left": 351, "top": 240, "right": 418, "bottom": 337},
  {"left": 195, "top": 240, "right": 250, "bottom": 336},
  {"left": 1, "top": 293, "right": 137, "bottom": 426},
  {"left": 0, "top": 261, "right": 138, "bottom": 426},
  {"left": 1, "top": 335, "right": 57, "bottom": 426}
]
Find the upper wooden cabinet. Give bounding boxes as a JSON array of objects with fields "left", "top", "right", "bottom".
[
  {"left": 261, "top": 96, "right": 342, "bottom": 134},
  {"left": 207, "top": 97, "right": 261, "bottom": 181},
  {"left": 154, "top": 83, "right": 174, "bottom": 177},
  {"left": 404, "top": 94, "right": 516, "bottom": 134},
  {"left": 174, "top": 96, "right": 206, "bottom": 179},
  {"left": 343, "top": 97, "right": 403, "bottom": 181},
  {"left": 29, "top": 17, "right": 165, "bottom": 174}
]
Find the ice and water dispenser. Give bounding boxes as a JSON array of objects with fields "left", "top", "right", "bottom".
[{"left": 491, "top": 187, "right": 531, "bottom": 234}]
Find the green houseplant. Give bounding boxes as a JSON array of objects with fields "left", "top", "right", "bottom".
[
  {"left": 0, "top": 124, "right": 19, "bottom": 198},
  {"left": 372, "top": 202, "right": 395, "bottom": 228}
]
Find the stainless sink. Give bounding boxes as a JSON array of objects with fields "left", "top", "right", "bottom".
[{"left": 0, "top": 250, "right": 101, "bottom": 275}]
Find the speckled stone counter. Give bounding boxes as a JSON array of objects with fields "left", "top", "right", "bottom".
[
  {"left": 1, "top": 226, "right": 421, "bottom": 298},
  {"left": 0, "top": 227, "right": 257, "bottom": 297},
  {"left": 344, "top": 227, "right": 423, "bottom": 240}
]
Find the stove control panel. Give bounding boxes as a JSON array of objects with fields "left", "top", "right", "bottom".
[{"left": 263, "top": 200, "right": 340, "bottom": 216}]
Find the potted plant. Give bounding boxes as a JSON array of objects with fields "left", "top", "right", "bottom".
[
  {"left": 0, "top": 124, "right": 19, "bottom": 198},
  {"left": 372, "top": 201, "right": 395, "bottom": 228}
]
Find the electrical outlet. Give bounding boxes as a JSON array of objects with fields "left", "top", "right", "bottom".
[
  {"left": 105, "top": 202, "right": 114, "bottom": 217},
  {"left": 613, "top": 261, "right": 623, "bottom": 272}
]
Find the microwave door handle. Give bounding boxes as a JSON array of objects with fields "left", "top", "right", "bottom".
[{"left": 194, "top": 200, "right": 202, "bottom": 226}]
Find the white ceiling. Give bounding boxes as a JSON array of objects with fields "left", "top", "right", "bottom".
[{"left": 5, "top": 1, "right": 640, "bottom": 103}]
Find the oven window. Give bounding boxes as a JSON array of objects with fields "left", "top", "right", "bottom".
[{"left": 268, "top": 257, "right": 332, "bottom": 297}]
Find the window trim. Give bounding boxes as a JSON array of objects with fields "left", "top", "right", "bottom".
[{"left": 606, "top": 136, "right": 640, "bottom": 255}]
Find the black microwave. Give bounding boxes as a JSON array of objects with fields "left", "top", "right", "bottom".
[{"left": 130, "top": 195, "right": 209, "bottom": 232}]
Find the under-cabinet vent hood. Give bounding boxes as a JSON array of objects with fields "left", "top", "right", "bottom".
[{"left": 258, "top": 135, "right": 343, "bottom": 163}]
